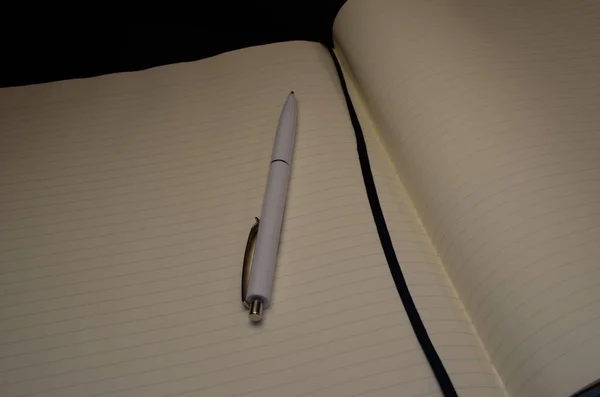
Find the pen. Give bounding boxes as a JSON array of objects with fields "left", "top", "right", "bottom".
[{"left": 244, "top": 91, "right": 297, "bottom": 322}]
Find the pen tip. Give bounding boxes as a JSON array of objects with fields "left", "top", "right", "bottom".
[{"left": 290, "top": 91, "right": 294, "bottom": 95}]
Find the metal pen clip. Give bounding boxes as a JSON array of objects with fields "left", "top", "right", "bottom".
[{"left": 241, "top": 217, "right": 260, "bottom": 310}]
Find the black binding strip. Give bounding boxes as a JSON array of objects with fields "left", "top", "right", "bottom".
[{"left": 327, "top": 46, "right": 459, "bottom": 397}]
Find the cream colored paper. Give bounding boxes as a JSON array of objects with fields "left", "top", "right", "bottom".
[
  {"left": 0, "top": 40, "right": 505, "bottom": 397},
  {"left": 334, "top": 1, "right": 600, "bottom": 396}
]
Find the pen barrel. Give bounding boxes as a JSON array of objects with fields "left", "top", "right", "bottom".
[{"left": 246, "top": 161, "right": 291, "bottom": 307}]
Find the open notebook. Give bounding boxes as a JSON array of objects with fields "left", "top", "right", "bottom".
[{"left": 1, "top": 1, "right": 599, "bottom": 396}]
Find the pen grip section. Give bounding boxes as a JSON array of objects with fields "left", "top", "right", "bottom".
[{"left": 270, "top": 93, "right": 297, "bottom": 163}]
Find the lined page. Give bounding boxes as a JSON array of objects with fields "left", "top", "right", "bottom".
[
  {"left": 0, "top": 40, "right": 504, "bottom": 397},
  {"left": 334, "top": 1, "right": 600, "bottom": 397},
  {"left": 336, "top": 51, "right": 508, "bottom": 397}
]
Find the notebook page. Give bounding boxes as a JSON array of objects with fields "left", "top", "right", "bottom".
[
  {"left": 0, "top": 40, "right": 502, "bottom": 397},
  {"left": 334, "top": 50, "right": 508, "bottom": 397},
  {"left": 334, "top": 1, "right": 600, "bottom": 396}
]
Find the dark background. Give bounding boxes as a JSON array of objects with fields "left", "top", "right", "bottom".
[{"left": 1, "top": 2, "right": 347, "bottom": 88}]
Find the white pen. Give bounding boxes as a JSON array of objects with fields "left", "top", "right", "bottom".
[{"left": 245, "top": 91, "right": 297, "bottom": 322}]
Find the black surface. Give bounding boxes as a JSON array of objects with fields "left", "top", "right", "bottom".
[{"left": 1, "top": 2, "right": 347, "bottom": 88}]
